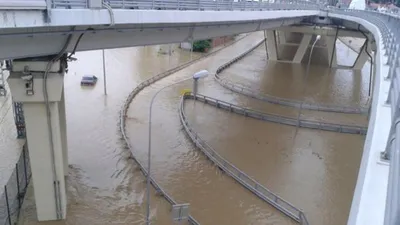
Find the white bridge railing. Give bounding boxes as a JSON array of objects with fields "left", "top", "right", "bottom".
[{"left": 50, "top": 0, "right": 320, "bottom": 10}]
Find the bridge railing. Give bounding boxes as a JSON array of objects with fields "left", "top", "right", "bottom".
[
  {"left": 51, "top": 0, "right": 320, "bottom": 10},
  {"left": 328, "top": 8, "right": 400, "bottom": 225}
]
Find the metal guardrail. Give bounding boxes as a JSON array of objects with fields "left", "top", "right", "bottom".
[
  {"left": 0, "top": 144, "right": 31, "bottom": 225},
  {"left": 179, "top": 92, "right": 309, "bottom": 225},
  {"left": 327, "top": 8, "right": 400, "bottom": 225},
  {"left": 214, "top": 38, "right": 370, "bottom": 115},
  {"left": 51, "top": 0, "right": 88, "bottom": 8},
  {"left": 51, "top": 0, "right": 320, "bottom": 10},
  {"left": 119, "top": 34, "right": 252, "bottom": 225},
  {"left": 186, "top": 93, "right": 367, "bottom": 134}
]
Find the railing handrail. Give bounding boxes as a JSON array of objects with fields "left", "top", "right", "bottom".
[
  {"left": 187, "top": 92, "right": 367, "bottom": 134},
  {"left": 50, "top": 0, "right": 321, "bottom": 10},
  {"left": 179, "top": 93, "right": 308, "bottom": 224}
]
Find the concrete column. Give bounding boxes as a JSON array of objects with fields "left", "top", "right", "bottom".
[
  {"left": 7, "top": 56, "right": 68, "bottom": 221},
  {"left": 276, "top": 31, "right": 287, "bottom": 45},
  {"left": 266, "top": 30, "right": 278, "bottom": 61},
  {"left": 293, "top": 34, "right": 312, "bottom": 64},
  {"left": 354, "top": 41, "right": 371, "bottom": 70},
  {"left": 59, "top": 87, "right": 68, "bottom": 176},
  {"left": 325, "top": 36, "right": 338, "bottom": 67}
]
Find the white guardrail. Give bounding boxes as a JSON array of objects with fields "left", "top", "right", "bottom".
[
  {"left": 50, "top": 0, "right": 320, "bottom": 10},
  {"left": 179, "top": 92, "right": 309, "bottom": 225},
  {"left": 186, "top": 92, "right": 367, "bottom": 134}
]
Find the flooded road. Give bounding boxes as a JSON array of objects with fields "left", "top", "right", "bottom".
[
  {"left": 126, "top": 32, "right": 367, "bottom": 225},
  {"left": 4, "top": 30, "right": 367, "bottom": 225},
  {"left": 17, "top": 43, "right": 206, "bottom": 224}
]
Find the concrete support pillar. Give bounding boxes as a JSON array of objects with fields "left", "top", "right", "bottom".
[
  {"left": 325, "top": 36, "right": 338, "bottom": 67},
  {"left": 266, "top": 30, "right": 278, "bottom": 61},
  {"left": 276, "top": 31, "right": 287, "bottom": 45},
  {"left": 293, "top": 34, "right": 312, "bottom": 63},
  {"left": 354, "top": 41, "right": 371, "bottom": 70},
  {"left": 7, "top": 56, "right": 68, "bottom": 221}
]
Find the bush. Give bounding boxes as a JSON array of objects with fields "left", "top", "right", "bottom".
[{"left": 192, "top": 39, "right": 212, "bottom": 52}]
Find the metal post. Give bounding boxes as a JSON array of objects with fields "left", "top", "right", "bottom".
[
  {"left": 102, "top": 49, "right": 107, "bottom": 95},
  {"left": 23, "top": 146, "right": 28, "bottom": 189},
  {"left": 190, "top": 39, "right": 194, "bottom": 61},
  {"left": 193, "top": 78, "right": 198, "bottom": 96},
  {"left": 5, "top": 186, "right": 12, "bottom": 225},
  {"left": 296, "top": 36, "right": 320, "bottom": 129},
  {"left": 146, "top": 74, "right": 205, "bottom": 224},
  {"left": 16, "top": 163, "right": 21, "bottom": 210},
  {"left": 263, "top": 31, "right": 268, "bottom": 59}
]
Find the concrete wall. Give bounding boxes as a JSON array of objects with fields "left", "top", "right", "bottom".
[{"left": 328, "top": 12, "right": 391, "bottom": 225}]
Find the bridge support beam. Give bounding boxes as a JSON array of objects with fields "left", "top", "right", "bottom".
[
  {"left": 293, "top": 34, "right": 312, "bottom": 63},
  {"left": 7, "top": 56, "right": 68, "bottom": 221},
  {"left": 266, "top": 30, "right": 278, "bottom": 61},
  {"left": 354, "top": 41, "right": 371, "bottom": 70}
]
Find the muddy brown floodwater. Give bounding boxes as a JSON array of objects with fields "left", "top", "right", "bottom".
[
  {"left": 125, "top": 31, "right": 367, "bottom": 225},
  {"left": 13, "top": 31, "right": 368, "bottom": 225}
]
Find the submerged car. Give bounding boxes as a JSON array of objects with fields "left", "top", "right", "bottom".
[{"left": 81, "top": 75, "right": 98, "bottom": 86}]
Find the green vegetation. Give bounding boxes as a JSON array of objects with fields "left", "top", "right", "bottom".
[{"left": 192, "top": 39, "right": 212, "bottom": 52}]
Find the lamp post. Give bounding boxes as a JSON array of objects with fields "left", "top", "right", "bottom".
[
  {"left": 296, "top": 34, "right": 321, "bottom": 128},
  {"left": 146, "top": 70, "right": 209, "bottom": 225},
  {"left": 102, "top": 49, "right": 107, "bottom": 95}
]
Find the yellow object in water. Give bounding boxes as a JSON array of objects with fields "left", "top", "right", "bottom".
[{"left": 180, "top": 89, "right": 191, "bottom": 95}]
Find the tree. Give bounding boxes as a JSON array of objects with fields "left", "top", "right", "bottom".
[{"left": 192, "top": 39, "right": 212, "bottom": 52}]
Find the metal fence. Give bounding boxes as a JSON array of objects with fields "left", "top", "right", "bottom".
[
  {"left": 179, "top": 93, "right": 309, "bottom": 224},
  {"left": 0, "top": 144, "right": 31, "bottom": 225},
  {"left": 214, "top": 37, "right": 369, "bottom": 115},
  {"left": 187, "top": 93, "right": 367, "bottom": 134},
  {"left": 51, "top": 0, "right": 321, "bottom": 10}
]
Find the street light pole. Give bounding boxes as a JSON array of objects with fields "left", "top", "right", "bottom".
[
  {"left": 146, "top": 70, "right": 210, "bottom": 225},
  {"left": 296, "top": 35, "right": 321, "bottom": 128},
  {"left": 102, "top": 49, "right": 107, "bottom": 95}
]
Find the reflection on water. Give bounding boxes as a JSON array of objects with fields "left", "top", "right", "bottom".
[{"left": 11, "top": 31, "right": 367, "bottom": 225}]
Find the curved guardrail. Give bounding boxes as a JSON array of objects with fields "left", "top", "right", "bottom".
[
  {"left": 186, "top": 93, "right": 367, "bottom": 134},
  {"left": 178, "top": 92, "right": 309, "bottom": 225},
  {"left": 119, "top": 34, "right": 252, "bottom": 225},
  {"left": 214, "top": 39, "right": 370, "bottom": 115}
]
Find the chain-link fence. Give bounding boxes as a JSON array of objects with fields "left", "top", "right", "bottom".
[{"left": 0, "top": 144, "right": 31, "bottom": 225}]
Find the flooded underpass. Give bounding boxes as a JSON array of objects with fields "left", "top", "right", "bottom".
[
  {"left": 125, "top": 31, "right": 369, "bottom": 224},
  {"left": 10, "top": 30, "right": 369, "bottom": 225}
]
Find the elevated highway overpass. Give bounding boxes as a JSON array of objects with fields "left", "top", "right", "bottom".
[{"left": 0, "top": 1, "right": 399, "bottom": 225}]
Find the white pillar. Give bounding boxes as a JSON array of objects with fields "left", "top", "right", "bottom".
[
  {"left": 354, "top": 41, "right": 371, "bottom": 70},
  {"left": 276, "top": 31, "right": 287, "bottom": 45},
  {"left": 7, "top": 57, "right": 67, "bottom": 221},
  {"left": 325, "top": 36, "right": 338, "bottom": 67},
  {"left": 266, "top": 30, "right": 278, "bottom": 61},
  {"left": 293, "top": 34, "right": 312, "bottom": 63}
]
